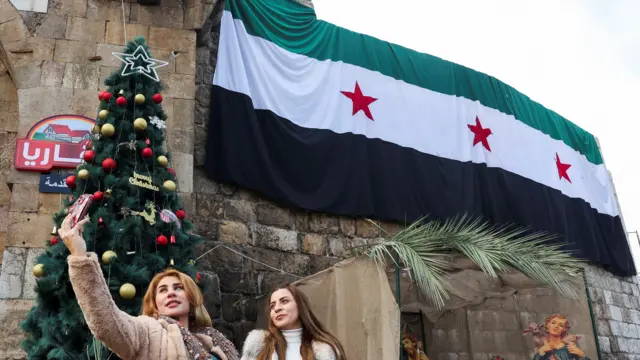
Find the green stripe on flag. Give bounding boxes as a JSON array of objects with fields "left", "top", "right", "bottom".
[{"left": 224, "top": 0, "right": 602, "bottom": 165}]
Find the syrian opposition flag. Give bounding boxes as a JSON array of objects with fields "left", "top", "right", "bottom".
[{"left": 206, "top": 0, "right": 636, "bottom": 276}]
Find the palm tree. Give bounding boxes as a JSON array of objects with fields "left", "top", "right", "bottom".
[{"left": 364, "top": 215, "right": 585, "bottom": 309}]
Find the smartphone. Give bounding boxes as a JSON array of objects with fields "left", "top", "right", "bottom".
[{"left": 68, "top": 194, "right": 93, "bottom": 227}]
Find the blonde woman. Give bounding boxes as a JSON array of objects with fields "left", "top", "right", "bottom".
[{"left": 59, "top": 214, "right": 239, "bottom": 360}]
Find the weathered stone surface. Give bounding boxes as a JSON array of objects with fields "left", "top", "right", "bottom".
[
  {"left": 62, "top": 63, "right": 100, "bottom": 90},
  {"left": 253, "top": 225, "right": 298, "bottom": 253},
  {"left": 171, "top": 151, "right": 193, "bottom": 192},
  {"left": 219, "top": 269, "right": 257, "bottom": 295},
  {"left": 199, "top": 271, "right": 221, "bottom": 312},
  {"left": 0, "top": 0, "right": 20, "bottom": 23},
  {"left": 10, "top": 183, "right": 38, "bottom": 212},
  {"left": 309, "top": 213, "right": 339, "bottom": 234},
  {"left": 193, "top": 168, "right": 218, "bottom": 194},
  {"left": 0, "top": 17, "right": 29, "bottom": 44},
  {"left": 256, "top": 202, "right": 293, "bottom": 229},
  {"left": 0, "top": 247, "right": 27, "bottom": 298},
  {"left": 163, "top": 73, "right": 195, "bottom": 99},
  {"left": 355, "top": 218, "right": 379, "bottom": 238},
  {"left": 23, "top": 248, "right": 44, "bottom": 299},
  {"left": 308, "top": 255, "right": 340, "bottom": 275},
  {"left": 38, "top": 192, "right": 62, "bottom": 214},
  {"left": 18, "top": 87, "right": 73, "bottom": 136},
  {"left": 327, "top": 235, "right": 346, "bottom": 257},
  {"left": 148, "top": 26, "right": 196, "bottom": 52},
  {"left": 72, "top": 88, "right": 99, "bottom": 118},
  {"left": 104, "top": 22, "right": 149, "bottom": 46},
  {"left": 195, "top": 193, "right": 223, "bottom": 218},
  {"left": 293, "top": 212, "right": 309, "bottom": 232},
  {"left": 7, "top": 167, "right": 40, "bottom": 185},
  {"left": 194, "top": 83, "right": 210, "bottom": 108},
  {"left": 50, "top": 0, "right": 88, "bottom": 17},
  {"left": 0, "top": 232, "right": 5, "bottom": 264},
  {"left": 137, "top": 6, "right": 184, "bottom": 29},
  {"left": 6, "top": 37, "right": 56, "bottom": 68},
  {"left": 98, "top": 65, "right": 118, "bottom": 86},
  {"left": 65, "top": 17, "right": 105, "bottom": 43},
  {"left": 87, "top": 0, "right": 131, "bottom": 21},
  {"left": 219, "top": 221, "right": 250, "bottom": 245},
  {"left": 301, "top": 234, "right": 326, "bottom": 256},
  {"left": 281, "top": 252, "right": 309, "bottom": 275},
  {"left": 259, "top": 271, "right": 298, "bottom": 294},
  {"left": 197, "top": 240, "right": 243, "bottom": 271},
  {"left": 0, "top": 299, "right": 35, "bottom": 359},
  {"left": 6, "top": 211, "right": 52, "bottom": 247},
  {"left": 221, "top": 293, "right": 242, "bottom": 322},
  {"left": 12, "top": 62, "right": 42, "bottom": 89},
  {"left": 171, "top": 98, "right": 195, "bottom": 131},
  {"left": 0, "top": 205, "right": 9, "bottom": 230},
  {"left": 53, "top": 39, "right": 96, "bottom": 64},
  {"left": 224, "top": 199, "right": 255, "bottom": 223},
  {"left": 338, "top": 217, "right": 355, "bottom": 236},
  {"left": 148, "top": 47, "right": 175, "bottom": 75},
  {"left": 95, "top": 43, "right": 125, "bottom": 68},
  {"left": 40, "top": 60, "right": 65, "bottom": 87},
  {"left": 184, "top": 3, "right": 214, "bottom": 31},
  {"left": 242, "top": 246, "right": 281, "bottom": 272},
  {"left": 0, "top": 74, "right": 19, "bottom": 133},
  {"left": 34, "top": 13, "right": 68, "bottom": 39}
]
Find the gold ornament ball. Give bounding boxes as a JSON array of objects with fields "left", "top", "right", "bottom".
[
  {"left": 101, "top": 250, "right": 117, "bottom": 265},
  {"left": 98, "top": 109, "right": 109, "bottom": 120},
  {"left": 163, "top": 180, "right": 177, "bottom": 192},
  {"left": 134, "top": 94, "right": 146, "bottom": 104},
  {"left": 33, "top": 264, "right": 45, "bottom": 278},
  {"left": 120, "top": 283, "right": 136, "bottom": 299},
  {"left": 105, "top": 189, "right": 112, "bottom": 198},
  {"left": 157, "top": 155, "right": 168, "bottom": 166},
  {"left": 101, "top": 123, "right": 115, "bottom": 137},
  {"left": 77, "top": 169, "right": 89, "bottom": 179},
  {"left": 92, "top": 124, "right": 101, "bottom": 134},
  {"left": 133, "top": 118, "right": 147, "bottom": 131}
]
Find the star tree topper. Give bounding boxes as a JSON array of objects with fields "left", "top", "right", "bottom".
[{"left": 112, "top": 45, "right": 169, "bottom": 82}]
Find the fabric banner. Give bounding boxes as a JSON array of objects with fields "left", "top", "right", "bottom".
[{"left": 206, "top": 0, "right": 635, "bottom": 276}]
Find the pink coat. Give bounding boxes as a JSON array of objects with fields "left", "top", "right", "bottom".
[{"left": 68, "top": 253, "right": 238, "bottom": 360}]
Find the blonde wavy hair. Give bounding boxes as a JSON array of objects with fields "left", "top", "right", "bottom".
[{"left": 141, "top": 268, "right": 212, "bottom": 329}]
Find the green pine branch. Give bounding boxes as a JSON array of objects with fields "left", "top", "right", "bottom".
[{"left": 364, "top": 215, "right": 585, "bottom": 309}]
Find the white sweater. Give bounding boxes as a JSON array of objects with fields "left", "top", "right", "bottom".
[
  {"left": 279, "top": 328, "right": 303, "bottom": 359},
  {"left": 240, "top": 329, "right": 337, "bottom": 360}
]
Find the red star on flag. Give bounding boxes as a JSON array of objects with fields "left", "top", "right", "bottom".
[
  {"left": 467, "top": 116, "right": 492, "bottom": 151},
  {"left": 555, "top": 153, "right": 572, "bottom": 183},
  {"left": 341, "top": 81, "right": 377, "bottom": 121}
]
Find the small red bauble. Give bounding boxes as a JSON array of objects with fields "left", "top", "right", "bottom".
[
  {"left": 175, "top": 209, "right": 186, "bottom": 220},
  {"left": 167, "top": 168, "right": 176, "bottom": 176},
  {"left": 51, "top": 236, "right": 59, "bottom": 245},
  {"left": 156, "top": 235, "right": 168, "bottom": 246},
  {"left": 66, "top": 175, "right": 76, "bottom": 188},
  {"left": 116, "top": 96, "right": 127, "bottom": 107},
  {"left": 196, "top": 273, "right": 201, "bottom": 282},
  {"left": 145, "top": 138, "right": 150, "bottom": 145},
  {"left": 102, "top": 158, "right": 116, "bottom": 170},
  {"left": 93, "top": 191, "right": 104, "bottom": 201},
  {"left": 152, "top": 94, "right": 163, "bottom": 103},
  {"left": 83, "top": 150, "right": 95, "bottom": 162},
  {"left": 98, "top": 91, "right": 105, "bottom": 100},
  {"left": 102, "top": 92, "right": 112, "bottom": 102},
  {"left": 98, "top": 217, "right": 105, "bottom": 227},
  {"left": 141, "top": 147, "right": 153, "bottom": 158}
]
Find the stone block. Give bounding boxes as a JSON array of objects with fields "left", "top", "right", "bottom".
[
  {"left": 0, "top": 182, "right": 9, "bottom": 207},
  {"left": 598, "top": 336, "right": 611, "bottom": 353},
  {"left": 309, "top": 213, "right": 339, "bottom": 234},
  {"left": 609, "top": 320, "right": 622, "bottom": 336},
  {"left": 147, "top": 47, "right": 175, "bottom": 75},
  {"left": 338, "top": 217, "right": 355, "bottom": 236},
  {"left": 195, "top": 193, "right": 223, "bottom": 218},
  {"left": 95, "top": 43, "right": 126, "bottom": 68},
  {"left": 224, "top": 199, "right": 255, "bottom": 223},
  {"left": 50, "top": 0, "right": 88, "bottom": 17},
  {"left": 137, "top": 6, "right": 184, "bottom": 29},
  {"left": 0, "top": 247, "right": 27, "bottom": 298},
  {"left": 0, "top": 299, "right": 35, "bottom": 359},
  {"left": 87, "top": 0, "right": 130, "bottom": 21},
  {"left": 12, "top": 62, "right": 43, "bottom": 89},
  {"left": 218, "top": 269, "right": 257, "bottom": 295},
  {"left": 219, "top": 221, "right": 250, "bottom": 245},
  {"left": 355, "top": 218, "right": 379, "bottom": 238},
  {"left": 167, "top": 127, "right": 193, "bottom": 155},
  {"left": 259, "top": 271, "right": 298, "bottom": 294},
  {"left": 18, "top": 87, "right": 73, "bottom": 136},
  {"left": 171, "top": 98, "right": 195, "bottom": 131},
  {"left": 253, "top": 224, "right": 298, "bottom": 253},
  {"left": 53, "top": 39, "right": 96, "bottom": 64},
  {"left": 176, "top": 55, "right": 196, "bottom": 75},
  {"left": 256, "top": 202, "right": 293, "bottom": 229},
  {"left": 0, "top": 0, "right": 20, "bottom": 23},
  {"left": 23, "top": 248, "right": 44, "bottom": 299},
  {"left": 308, "top": 255, "right": 340, "bottom": 274},
  {"left": 7, "top": 167, "right": 40, "bottom": 185},
  {"left": 65, "top": 17, "right": 105, "bottom": 43},
  {"left": 0, "top": 232, "right": 4, "bottom": 263},
  {"left": 221, "top": 293, "right": 242, "bottom": 322},
  {"left": 242, "top": 246, "right": 281, "bottom": 272},
  {"left": 196, "top": 240, "right": 243, "bottom": 271},
  {"left": 195, "top": 83, "right": 210, "bottom": 108},
  {"left": 148, "top": 27, "right": 196, "bottom": 53},
  {"left": 184, "top": 3, "right": 214, "bottom": 31},
  {"left": 0, "top": 206, "right": 8, "bottom": 231},
  {"left": 293, "top": 212, "right": 309, "bottom": 232},
  {"left": 327, "top": 235, "right": 346, "bottom": 257},
  {"left": 193, "top": 168, "right": 218, "bottom": 194},
  {"left": 10, "top": 183, "right": 38, "bottom": 212},
  {"left": 301, "top": 234, "right": 326, "bottom": 256},
  {"left": 596, "top": 319, "right": 612, "bottom": 336},
  {"left": 72, "top": 88, "right": 99, "bottom": 118},
  {"left": 40, "top": 61, "right": 66, "bottom": 87},
  {"left": 38, "top": 192, "right": 62, "bottom": 214},
  {"left": 199, "top": 271, "right": 221, "bottom": 311},
  {"left": 104, "top": 22, "right": 149, "bottom": 46},
  {"left": 163, "top": 73, "right": 195, "bottom": 99},
  {"left": 34, "top": 13, "right": 68, "bottom": 39},
  {"left": 607, "top": 305, "right": 624, "bottom": 321},
  {"left": 171, "top": 151, "right": 193, "bottom": 192},
  {"left": 281, "top": 252, "right": 310, "bottom": 275},
  {"left": 99, "top": 65, "right": 119, "bottom": 86},
  {"left": 6, "top": 211, "right": 52, "bottom": 247},
  {"left": 62, "top": 63, "right": 101, "bottom": 90},
  {"left": 6, "top": 37, "right": 56, "bottom": 68},
  {"left": 603, "top": 289, "right": 613, "bottom": 304},
  {"left": 0, "top": 17, "right": 29, "bottom": 44}
]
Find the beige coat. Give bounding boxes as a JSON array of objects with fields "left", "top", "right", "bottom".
[{"left": 68, "top": 253, "right": 238, "bottom": 360}]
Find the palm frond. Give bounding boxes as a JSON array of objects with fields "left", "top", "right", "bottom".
[{"left": 365, "top": 215, "right": 585, "bottom": 309}]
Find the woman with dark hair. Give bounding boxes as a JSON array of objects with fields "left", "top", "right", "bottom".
[{"left": 241, "top": 284, "right": 347, "bottom": 360}]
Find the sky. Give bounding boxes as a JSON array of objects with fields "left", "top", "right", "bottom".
[{"left": 313, "top": 0, "right": 640, "bottom": 267}]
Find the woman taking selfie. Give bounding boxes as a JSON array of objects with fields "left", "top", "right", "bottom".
[
  {"left": 241, "top": 284, "right": 347, "bottom": 360},
  {"left": 60, "top": 214, "right": 239, "bottom": 360}
]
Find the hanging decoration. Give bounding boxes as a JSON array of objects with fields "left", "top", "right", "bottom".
[
  {"left": 111, "top": 46, "right": 169, "bottom": 82},
  {"left": 160, "top": 209, "right": 181, "bottom": 229},
  {"left": 128, "top": 171, "right": 159, "bottom": 191},
  {"left": 149, "top": 116, "right": 166, "bottom": 130},
  {"left": 132, "top": 201, "right": 156, "bottom": 225}
]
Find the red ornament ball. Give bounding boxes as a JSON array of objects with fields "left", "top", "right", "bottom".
[
  {"left": 167, "top": 168, "right": 176, "bottom": 176},
  {"left": 93, "top": 191, "right": 104, "bottom": 201},
  {"left": 66, "top": 175, "right": 76, "bottom": 188},
  {"left": 196, "top": 273, "right": 202, "bottom": 282},
  {"left": 98, "top": 91, "right": 105, "bottom": 100},
  {"left": 175, "top": 209, "right": 186, "bottom": 220},
  {"left": 102, "top": 158, "right": 116, "bottom": 171},
  {"left": 145, "top": 138, "right": 150, "bottom": 145},
  {"left": 152, "top": 94, "right": 163, "bottom": 104},
  {"left": 83, "top": 150, "right": 95, "bottom": 162},
  {"left": 116, "top": 96, "right": 127, "bottom": 107},
  {"left": 51, "top": 236, "right": 59, "bottom": 245},
  {"left": 156, "top": 235, "right": 168, "bottom": 246},
  {"left": 141, "top": 147, "right": 153, "bottom": 158},
  {"left": 102, "top": 92, "right": 112, "bottom": 102}
]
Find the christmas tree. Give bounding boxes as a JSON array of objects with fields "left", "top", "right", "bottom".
[{"left": 20, "top": 37, "right": 202, "bottom": 360}]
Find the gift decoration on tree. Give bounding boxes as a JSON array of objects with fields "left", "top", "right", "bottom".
[{"left": 20, "top": 37, "right": 202, "bottom": 359}]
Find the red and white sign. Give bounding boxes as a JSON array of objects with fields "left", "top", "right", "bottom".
[{"left": 14, "top": 115, "right": 95, "bottom": 171}]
